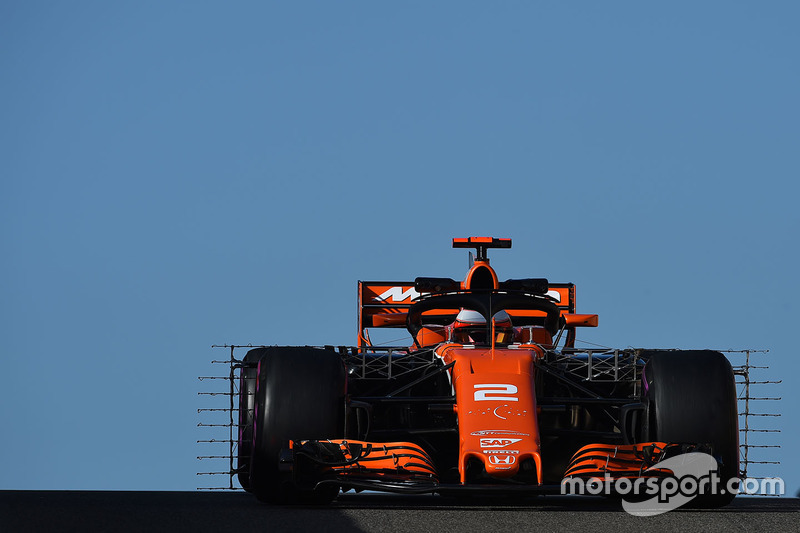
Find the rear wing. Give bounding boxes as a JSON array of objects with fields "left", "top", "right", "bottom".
[{"left": 358, "top": 281, "right": 577, "bottom": 346}]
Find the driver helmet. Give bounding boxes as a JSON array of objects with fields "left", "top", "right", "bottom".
[
  {"left": 451, "top": 309, "right": 513, "bottom": 345},
  {"left": 492, "top": 310, "right": 513, "bottom": 344}
]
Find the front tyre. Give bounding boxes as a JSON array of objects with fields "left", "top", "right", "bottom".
[
  {"left": 642, "top": 350, "right": 739, "bottom": 507},
  {"left": 236, "top": 348, "right": 265, "bottom": 492},
  {"left": 249, "top": 346, "right": 345, "bottom": 504}
]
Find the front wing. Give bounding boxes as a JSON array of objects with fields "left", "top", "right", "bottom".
[{"left": 284, "top": 439, "right": 698, "bottom": 495}]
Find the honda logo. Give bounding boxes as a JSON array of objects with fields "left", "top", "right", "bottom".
[{"left": 487, "top": 455, "right": 516, "bottom": 465}]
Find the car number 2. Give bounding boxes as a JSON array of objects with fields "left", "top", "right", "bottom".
[{"left": 473, "top": 384, "right": 519, "bottom": 402}]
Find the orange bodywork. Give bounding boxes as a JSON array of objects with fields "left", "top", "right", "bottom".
[
  {"left": 564, "top": 442, "right": 675, "bottom": 479},
  {"left": 437, "top": 343, "right": 546, "bottom": 483},
  {"left": 462, "top": 260, "right": 499, "bottom": 290},
  {"left": 415, "top": 326, "right": 448, "bottom": 347},
  {"left": 318, "top": 439, "right": 438, "bottom": 480}
]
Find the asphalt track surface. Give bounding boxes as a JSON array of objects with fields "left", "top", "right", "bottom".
[{"left": 1, "top": 491, "right": 797, "bottom": 533}]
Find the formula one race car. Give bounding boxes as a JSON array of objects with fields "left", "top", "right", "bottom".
[{"left": 227, "top": 237, "right": 742, "bottom": 506}]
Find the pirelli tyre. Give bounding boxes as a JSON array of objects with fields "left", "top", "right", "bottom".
[
  {"left": 236, "top": 348, "right": 265, "bottom": 492},
  {"left": 642, "top": 350, "right": 739, "bottom": 507},
  {"left": 249, "top": 346, "right": 346, "bottom": 504}
]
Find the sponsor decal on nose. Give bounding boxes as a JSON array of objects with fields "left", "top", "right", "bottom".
[{"left": 487, "top": 455, "right": 517, "bottom": 466}]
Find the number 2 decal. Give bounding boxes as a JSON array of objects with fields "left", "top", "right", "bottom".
[{"left": 473, "top": 384, "right": 519, "bottom": 402}]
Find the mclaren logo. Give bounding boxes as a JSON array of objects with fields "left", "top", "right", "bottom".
[
  {"left": 546, "top": 290, "right": 562, "bottom": 302},
  {"left": 479, "top": 438, "right": 522, "bottom": 448},
  {"left": 374, "top": 287, "right": 419, "bottom": 303}
]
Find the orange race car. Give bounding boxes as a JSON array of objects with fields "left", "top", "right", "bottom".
[{"left": 201, "top": 237, "right": 775, "bottom": 507}]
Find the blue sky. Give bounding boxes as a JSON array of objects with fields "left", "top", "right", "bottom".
[{"left": 2, "top": 2, "right": 797, "bottom": 494}]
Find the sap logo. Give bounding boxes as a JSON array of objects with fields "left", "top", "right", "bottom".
[
  {"left": 374, "top": 287, "right": 419, "bottom": 303},
  {"left": 487, "top": 455, "right": 516, "bottom": 466},
  {"left": 473, "top": 384, "right": 519, "bottom": 402},
  {"left": 479, "top": 438, "right": 522, "bottom": 448}
]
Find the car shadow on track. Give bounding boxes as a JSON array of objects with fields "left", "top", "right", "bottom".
[{"left": 332, "top": 491, "right": 800, "bottom": 513}]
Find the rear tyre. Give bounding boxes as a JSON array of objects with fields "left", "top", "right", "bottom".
[
  {"left": 249, "top": 346, "right": 345, "bottom": 504},
  {"left": 642, "top": 350, "right": 739, "bottom": 507},
  {"left": 237, "top": 348, "right": 265, "bottom": 492}
]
